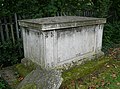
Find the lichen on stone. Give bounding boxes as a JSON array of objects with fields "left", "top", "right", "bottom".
[
  {"left": 17, "top": 68, "right": 63, "bottom": 89},
  {"left": 20, "top": 83, "right": 36, "bottom": 89}
]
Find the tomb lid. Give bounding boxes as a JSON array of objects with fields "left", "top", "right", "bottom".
[{"left": 19, "top": 16, "right": 106, "bottom": 31}]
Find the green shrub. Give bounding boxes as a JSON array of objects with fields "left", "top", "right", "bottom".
[
  {"left": 0, "top": 39, "right": 23, "bottom": 67},
  {"left": 0, "top": 78, "right": 11, "bottom": 89},
  {"left": 0, "top": 81, "right": 5, "bottom": 89},
  {"left": 102, "top": 22, "right": 120, "bottom": 53},
  {"left": 92, "top": 0, "right": 111, "bottom": 18}
]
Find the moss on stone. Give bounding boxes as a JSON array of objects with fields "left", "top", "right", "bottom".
[
  {"left": 12, "top": 79, "right": 20, "bottom": 88},
  {"left": 14, "top": 58, "right": 37, "bottom": 77},
  {"left": 15, "top": 63, "right": 34, "bottom": 77},
  {"left": 62, "top": 57, "right": 111, "bottom": 86},
  {"left": 20, "top": 83, "right": 36, "bottom": 89}
]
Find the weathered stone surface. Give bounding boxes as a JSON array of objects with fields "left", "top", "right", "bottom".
[
  {"left": 56, "top": 51, "right": 104, "bottom": 70},
  {"left": 19, "top": 16, "right": 106, "bottom": 30},
  {"left": 20, "top": 83, "right": 36, "bottom": 89},
  {"left": 17, "top": 68, "right": 63, "bottom": 89},
  {"left": 19, "top": 16, "right": 106, "bottom": 69},
  {"left": 21, "top": 58, "right": 38, "bottom": 69}
]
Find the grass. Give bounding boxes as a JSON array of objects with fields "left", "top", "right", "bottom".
[
  {"left": 85, "top": 60, "right": 120, "bottom": 89},
  {"left": 61, "top": 57, "right": 110, "bottom": 87},
  {"left": 0, "top": 77, "right": 11, "bottom": 89},
  {"left": 60, "top": 57, "right": 120, "bottom": 89}
]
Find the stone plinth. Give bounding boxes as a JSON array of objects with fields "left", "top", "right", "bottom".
[{"left": 19, "top": 16, "right": 106, "bottom": 69}]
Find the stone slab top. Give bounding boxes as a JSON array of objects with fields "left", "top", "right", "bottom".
[{"left": 19, "top": 16, "right": 106, "bottom": 31}]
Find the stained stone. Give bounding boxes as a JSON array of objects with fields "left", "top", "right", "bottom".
[
  {"left": 17, "top": 68, "right": 63, "bottom": 89},
  {"left": 19, "top": 16, "right": 106, "bottom": 69}
]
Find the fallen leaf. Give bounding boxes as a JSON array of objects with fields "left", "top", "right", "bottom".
[
  {"left": 92, "top": 77, "right": 97, "bottom": 80},
  {"left": 117, "top": 82, "right": 120, "bottom": 86},
  {"left": 88, "top": 85, "right": 96, "bottom": 89},
  {"left": 79, "top": 85, "right": 83, "bottom": 87},
  {"left": 71, "top": 80, "right": 75, "bottom": 86},
  {"left": 106, "top": 65, "right": 110, "bottom": 68},
  {"left": 113, "top": 64, "right": 117, "bottom": 68},
  {"left": 101, "top": 82, "right": 105, "bottom": 86},
  {"left": 18, "top": 77, "right": 24, "bottom": 81},
  {"left": 101, "top": 80, "right": 105, "bottom": 86},
  {"left": 107, "top": 82, "right": 111, "bottom": 85},
  {"left": 95, "top": 85, "right": 99, "bottom": 88},
  {"left": 112, "top": 73, "right": 116, "bottom": 78}
]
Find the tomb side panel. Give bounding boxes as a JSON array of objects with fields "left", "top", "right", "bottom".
[
  {"left": 23, "top": 28, "right": 45, "bottom": 67},
  {"left": 57, "top": 26, "right": 95, "bottom": 64}
]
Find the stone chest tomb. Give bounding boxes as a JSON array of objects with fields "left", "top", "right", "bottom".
[{"left": 19, "top": 16, "right": 106, "bottom": 69}]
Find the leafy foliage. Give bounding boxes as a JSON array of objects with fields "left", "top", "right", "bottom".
[
  {"left": 0, "top": 81, "right": 5, "bottom": 89},
  {"left": 0, "top": 78, "right": 11, "bottom": 89},
  {"left": 0, "top": 0, "right": 119, "bottom": 19},
  {"left": 92, "top": 0, "right": 111, "bottom": 18},
  {"left": 108, "top": 0, "right": 120, "bottom": 22},
  {"left": 102, "top": 22, "right": 120, "bottom": 53},
  {"left": 0, "top": 39, "right": 23, "bottom": 67},
  {"left": 0, "top": 0, "right": 97, "bottom": 18}
]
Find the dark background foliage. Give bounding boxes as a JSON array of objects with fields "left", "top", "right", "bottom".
[
  {"left": 0, "top": 39, "right": 23, "bottom": 67},
  {"left": 0, "top": 0, "right": 120, "bottom": 66}
]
